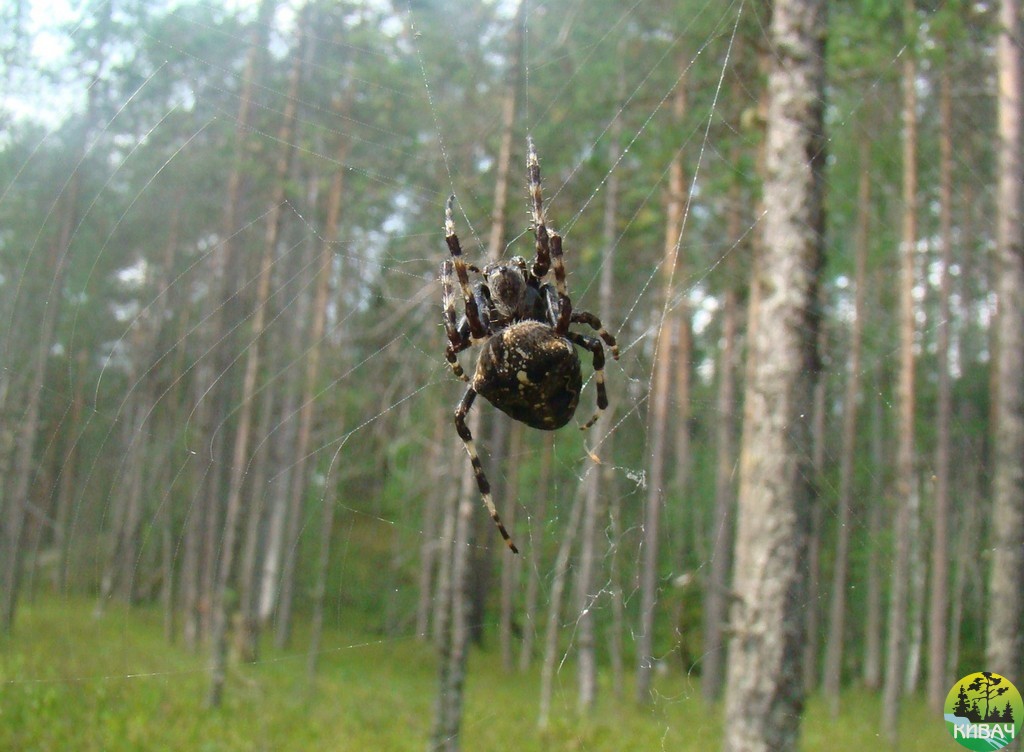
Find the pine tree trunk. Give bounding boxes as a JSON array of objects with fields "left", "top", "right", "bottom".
[
  {"left": 429, "top": 415, "right": 480, "bottom": 752},
  {"left": 927, "top": 67, "right": 954, "bottom": 710},
  {"left": 307, "top": 469, "right": 339, "bottom": 681},
  {"left": 823, "top": 135, "right": 869, "bottom": 714},
  {"left": 187, "top": 0, "right": 275, "bottom": 651},
  {"left": 636, "top": 76, "right": 687, "bottom": 703},
  {"left": 882, "top": 3, "right": 918, "bottom": 735},
  {"left": 575, "top": 87, "right": 622, "bottom": 710},
  {"left": 701, "top": 173, "right": 742, "bottom": 703},
  {"left": 275, "top": 84, "right": 351, "bottom": 652},
  {"left": 416, "top": 407, "right": 450, "bottom": 639},
  {"left": 987, "top": 0, "right": 1024, "bottom": 682},
  {"left": 862, "top": 371, "right": 884, "bottom": 690},
  {"left": 499, "top": 423, "right": 522, "bottom": 671},
  {"left": 518, "top": 432, "right": 553, "bottom": 671},
  {"left": 537, "top": 483, "right": 586, "bottom": 730},
  {"left": 53, "top": 350, "right": 86, "bottom": 592},
  {"left": 429, "top": 12, "right": 523, "bottom": 742},
  {"left": 0, "top": 95, "right": 90, "bottom": 633},
  {"left": 905, "top": 484, "right": 925, "bottom": 692},
  {"left": 722, "top": 0, "right": 825, "bottom": 748},
  {"left": 209, "top": 10, "right": 302, "bottom": 705},
  {"left": 803, "top": 371, "right": 826, "bottom": 693}
]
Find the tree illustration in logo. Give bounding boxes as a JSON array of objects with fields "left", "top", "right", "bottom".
[{"left": 952, "top": 672, "right": 1015, "bottom": 723}]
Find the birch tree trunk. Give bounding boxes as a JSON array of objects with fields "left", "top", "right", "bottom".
[
  {"left": 987, "top": 0, "right": 1024, "bottom": 683},
  {"left": 722, "top": 0, "right": 825, "bottom": 749}
]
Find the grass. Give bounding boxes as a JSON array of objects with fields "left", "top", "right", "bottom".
[{"left": 0, "top": 597, "right": 957, "bottom": 751}]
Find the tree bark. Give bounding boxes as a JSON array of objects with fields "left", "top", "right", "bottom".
[
  {"left": 927, "top": 66, "right": 954, "bottom": 710},
  {"left": 429, "top": 414, "right": 480, "bottom": 752},
  {"left": 307, "top": 468, "right": 339, "bottom": 681},
  {"left": 0, "top": 12, "right": 103, "bottom": 626},
  {"left": 575, "top": 80, "right": 622, "bottom": 710},
  {"left": 430, "top": 10, "right": 524, "bottom": 744},
  {"left": 882, "top": 2, "right": 918, "bottom": 736},
  {"left": 803, "top": 367, "right": 826, "bottom": 693},
  {"left": 862, "top": 368, "right": 884, "bottom": 691},
  {"left": 702, "top": 165, "right": 742, "bottom": 704},
  {"left": 518, "top": 432, "right": 553, "bottom": 671},
  {"left": 416, "top": 406, "right": 450, "bottom": 639},
  {"left": 275, "top": 83, "right": 352, "bottom": 652},
  {"left": 537, "top": 483, "right": 586, "bottom": 730},
  {"left": 987, "top": 0, "right": 1024, "bottom": 684},
  {"left": 499, "top": 423, "right": 522, "bottom": 671},
  {"left": 823, "top": 134, "right": 869, "bottom": 714},
  {"left": 722, "top": 0, "right": 825, "bottom": 749},
  {"left": 209, "top": 8, "right": 302, "bottom": 705},
  {"left": 636, "top": 76, "right": 687, "bottom": 703}
]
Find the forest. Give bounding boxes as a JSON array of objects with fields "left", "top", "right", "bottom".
[{"left": 0, "top": 0, "right": 1022, "bottom": 750}]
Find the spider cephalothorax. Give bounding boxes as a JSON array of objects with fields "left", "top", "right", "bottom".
[{"left": 441, "top": 138, "right": 619, "bottom": 553}]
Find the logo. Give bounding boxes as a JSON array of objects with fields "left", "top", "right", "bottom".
[{"left": 944, "top": 672, "right": 1022, "bottom": 750}]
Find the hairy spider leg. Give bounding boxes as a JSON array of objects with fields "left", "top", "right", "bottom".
[
  {"left": 454, "top": 388, "right": 519, "bottom": 554},
  {"left": 570, "top": 311, "right": 620, "bottom": 360},
  {"left": 445, "top": 195, "right": 487, "bottom": 341},
  {"left": 440, "top": 260, "right": 470, "bottom": 381},
  {"left": 566, "top": 332, "right": 608, "bottom": 430},
  {"left": 548, "top": 232, "right": 573, "bottom": 335},
  {"left": 527, "top": 138, "right": 552, "bottom": 280}
]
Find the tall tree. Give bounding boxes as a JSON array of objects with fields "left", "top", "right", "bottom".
[
  {"left": 987, "top": 0, "right": 1023, "bottom": 683},
  {"left": 636, "top": 74, "right": 687, "bottom": 703},
  {"left": 823, "top": 133, "right": 870, "bottom": 714},
  {"left": 701, "top": 135, "right": 746, "bottom": 704},
  {"left": 0, "top": 0, "right": 112, "bottom": 633},
  {"left": 430, "top": 7, "right": 523, "bottom": 746},
  {"left": 575, "top": 58, "right": 624, "bottom": 711},
  {"left": 927, "top": 64, "right": 954, "bottom": 710},
  {"left": 208, "top": 3, "right": 303, "bottom": 706},
  {"left": 882, "top": 0, "right": 919, "bottom": 737},
  {"left": 722, "top": 0, "right": 825, "bottom": 750}
]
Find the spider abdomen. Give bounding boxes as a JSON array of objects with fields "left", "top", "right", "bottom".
[{"left": 472, "top": 320, "right": 582, "bottom": 430}]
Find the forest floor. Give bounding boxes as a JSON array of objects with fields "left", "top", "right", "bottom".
[{"left": 1, "top": 598, "right": 954, "bottom": 751}]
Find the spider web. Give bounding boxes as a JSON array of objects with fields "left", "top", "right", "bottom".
[{"left": 0, "top": 0, "right": 993, "bottom": 749}]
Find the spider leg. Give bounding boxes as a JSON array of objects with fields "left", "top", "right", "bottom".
[
  {"left": 570, "top": 311, "right": 620, "bottom": 360},
  {"left": 441, "top": 260, "right": 470, "bottom": 380},
  {"left": 566, "top": 332, "right": 608, "bottom": 430},
  {"left": 445, "top": 195, "right": 487, "bottom": 341},
  {"left": 548, "top": 232, "right": 573, "bottom": 335},
  {"left": 454, "top": 388, "right": 519, "bottom": 554},
  {"left": 527, "top": 138, "right": 552, "bottom": 280}
]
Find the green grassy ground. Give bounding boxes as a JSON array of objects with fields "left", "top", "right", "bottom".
[{"left": 1, "top": 598, "right": 955, "bottom": 751}]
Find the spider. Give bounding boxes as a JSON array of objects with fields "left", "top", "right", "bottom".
[{"left": 441, "top": 137, "right": 619, "bottom": 554}]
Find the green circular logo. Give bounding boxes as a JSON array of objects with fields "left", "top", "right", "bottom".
[{"left": 944, "top": 672, "right": 1023, "bottom": 750}]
